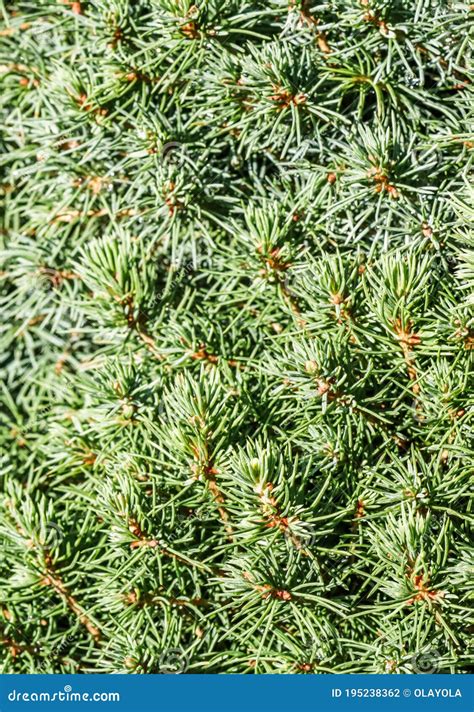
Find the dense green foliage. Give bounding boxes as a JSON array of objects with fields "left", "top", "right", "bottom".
[{"left": 0, "top": 0, "right": 473, "bottom": 674}]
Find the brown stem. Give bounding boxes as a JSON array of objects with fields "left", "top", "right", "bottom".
[
  {"left": 128, "top": 518, "right": 211, "bottom": 570},
  {"left": 42, "top": 566, "right": 100, "bottom": 642},
  {"left": 393, "top": 319, "right": 421, "bottom": 396},
  {"left": 242, "top": 571, "right": 292, "bottom": 601},
  {"left": 190, "top": 443, "right": 233, "bottom": 539}
]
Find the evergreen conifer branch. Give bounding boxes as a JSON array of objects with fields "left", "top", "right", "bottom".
[{"left": 0, "top": 0, "right": 472, "bottom": 674}]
